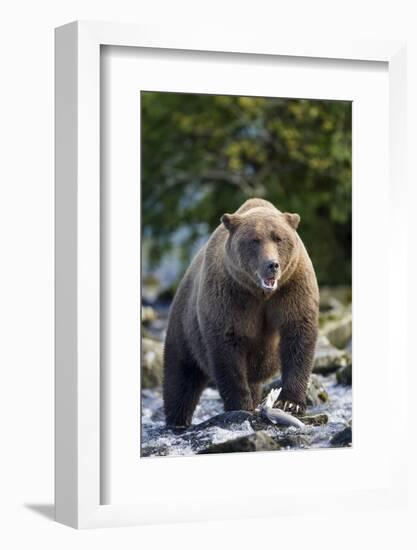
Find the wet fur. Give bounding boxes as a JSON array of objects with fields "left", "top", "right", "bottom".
[{"left": 163, "top": 198, "right": 319, "bottom": 427}]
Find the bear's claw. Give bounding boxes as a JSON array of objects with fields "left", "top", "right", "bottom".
[{"left": 275, "top": 399, "right": 305, "bottom": 415}]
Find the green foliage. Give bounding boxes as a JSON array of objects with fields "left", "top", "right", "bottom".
[{"left": 142, "top": 92, "right": 351, "bottom": 286}]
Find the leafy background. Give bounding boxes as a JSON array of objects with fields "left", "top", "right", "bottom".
[{"left": 141, "top": 92, "right": 351, "bottom": 292}]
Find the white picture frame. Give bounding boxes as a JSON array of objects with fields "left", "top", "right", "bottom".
[{"left": 55, "top": 21, "right": 407, "bottom": 529}]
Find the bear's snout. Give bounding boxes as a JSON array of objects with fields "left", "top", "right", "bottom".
[
  {"left": 265, "top": 260, "right": 279, "bottom": 274},
  {"left": 257, "top": 258, "right": 280, "bottom": 292}
]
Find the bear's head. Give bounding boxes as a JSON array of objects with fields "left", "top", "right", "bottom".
[{"left": 221, "top": 208, "right": 300, "bottom": 294}]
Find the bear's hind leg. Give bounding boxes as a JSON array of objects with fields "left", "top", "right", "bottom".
[{"left": 163, "top": 348, "right": 208, "bottom": 428}]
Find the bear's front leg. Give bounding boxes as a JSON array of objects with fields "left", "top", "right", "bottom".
[
  {"left": 277, "top": 320, "right": 318, "bottom": 414},
  {"left": 211, "top": 347, "right": 253, "bottom": 411}
]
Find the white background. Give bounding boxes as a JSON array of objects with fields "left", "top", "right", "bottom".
[
  {"left": 102, "top": 47, "right": 392, "bottom": 507},
  {"left": 0, "top": 1, "right": 416, "bottom": 549}
]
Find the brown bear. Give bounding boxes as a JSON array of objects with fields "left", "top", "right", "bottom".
[{"left": 163, "top": 198, "right": 319, "bottom": 428}]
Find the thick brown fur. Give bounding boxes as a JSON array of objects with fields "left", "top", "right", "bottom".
[{"left": 163, "top": 198, "right": 319, "bottom": 427}]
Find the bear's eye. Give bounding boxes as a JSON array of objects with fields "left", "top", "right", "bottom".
[
  {"left": 271, "top": 234, "right": 282, "bottom": 243},
  {"left": 251, "top": 238, "right": 261, "bottom": 244}
]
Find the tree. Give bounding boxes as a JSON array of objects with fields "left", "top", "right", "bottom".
[{"left": 141, "top": 92, "right": 351, "bottom": 287}]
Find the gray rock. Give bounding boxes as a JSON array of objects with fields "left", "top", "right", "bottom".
[
  {"left": 193, "top": 410, "right": 256, "bottom": 431},
  {"left": 336, "top": 363, "right": 352, "bottom": 385},
  {"left": 321, "top": 312, "right": 352, "bottom": 349},
  {"left": 199, "top": 432, "right": 281, "bottom": 454},
  {"left": 191, "top": 407, "right": 327, "bottom": 434},
  {"left": 142, "top": 337, "right": 164, "bottom": 388},
  {"left": 330, "top": 426, "right": 352, "bottom": 447},
  {"left": 314, "top": 335, "right": 351, "bottom": 375},
  {"left": 141, "top": 444, "right": 170, "bottom": 457}
]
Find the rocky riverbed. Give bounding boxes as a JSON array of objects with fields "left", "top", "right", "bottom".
[
  {"left": 141, "top": 373, "right": 351, "bottom": 457},
  {"left": 141, "top": 287, "right": 352, "bottom": 457}
]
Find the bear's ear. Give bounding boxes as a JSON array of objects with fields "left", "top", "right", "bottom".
[
  {"left": 221, "top": 213, "right": 241, "bottom": 231},
  {"left": 283, "top": 212, "right": 300, "bottom": 230}
]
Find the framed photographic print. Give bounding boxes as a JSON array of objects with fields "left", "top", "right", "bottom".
[{"left": 55, "top": 21, "right": 407, "bottom": 528}]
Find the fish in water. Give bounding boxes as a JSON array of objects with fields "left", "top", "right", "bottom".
[{"left": 256, "top": 388, "right": 305, "bottom": 429}]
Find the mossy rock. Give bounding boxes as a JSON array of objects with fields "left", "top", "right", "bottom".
[
  {"left": 142, "top": 337, "right": 164, "bottom": 388},
  {"left": 299, "top": 413, "right": 328, "bottom": 426},
  {"left": 307, "top": 374, "right": 329, "bottom": 405},
  {"left": 321, "top": 312, "right": 352, "bottom": 349},
  {"left": 142, "top": 305, "right": 157, "bottom": 325}
]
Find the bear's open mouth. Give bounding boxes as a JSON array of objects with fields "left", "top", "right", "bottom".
[
  {"left": 260, "top": 276, "right": 278, "bottom": 292},
  {"left": 255, "top": 270, "right": 279, "bottom": 292}
]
